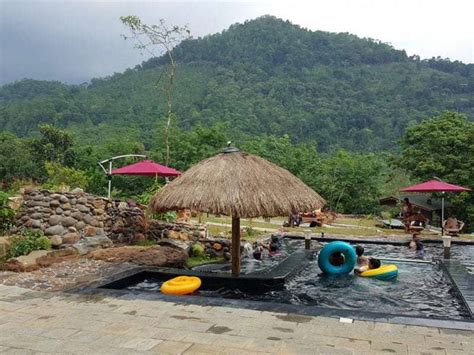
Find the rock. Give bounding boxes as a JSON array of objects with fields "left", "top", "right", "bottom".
[
  {"left": 77, "top": 197, "right": 87, "bottom": 205},
  {"left": 71, "top": 212, "right": 83, "bottom": 220},
  {"left": 45, "top": 225, "right": 66, "bottom": 236},
  {"left": 62, "top": 203, "right": 72, "bottom": 210},
  {"left": 50, "top": 235, "right": 63, "bottom": 248},
  {"left": 61, "top": 216, "right": 77, "bottom": 227},
  {"left": 212, "top": 243, "right": 223, "bottom": 251},
  {"left": 71, "top": 188, "right": 84, "bottom": 194},
  {"left": 82, "top": 214, "right": 93, "bottom": 224},
  {"left": 3, "top": 250, "right": 50, "bottom": 272},
  {"left": 84, "top": 226, "right": 97, "bottom": 237},
  {"left": 50, "top": 200, "right": 60, "bottom": 207},
  {"left": 50, "top": 194, "right": 61, "bottom": 200},
  {"left": 76, "top": 204, "right": 89, "bottom": 213},
  {"left": 89, "top": 218, "right": 99, "bottom": 227},
  {"left": 63, "top": 211, "right": 71, "bottom": 216},
  {"left": 20, "top": 215, "right": 30, "bottom": 222},
  {"left": 25, "top": 219, "right": 42, "bottom": 229},
  {"left": 33, "top": 195, "right": 45, "bottom": 201},
  {"left": 72, "top": 236, "right": 113, "bottom": 255},
  {"left": 55, "top": 207, "right": 63, "bottom": 214},
  {"left": 224, "top": 252, "right": 231, "bottom": 261},
  {"left": 68, "top": 226, "right": 77, "bottom": 233},
  {"left": 158, "top": 238, "right": 192, "bottom": 254},
  {"left": 70, "top": 198, "right": 77, "bottom": 205},
  {"left": 62, "top": 233, "right": 80, "bottom": 244},
  {"left": 76, "top": 221, "right": 85, "bottom": 230},
  {"left": 206, "top": 249, "right": 220, "bottom": 257},
  {"left": 49, "top": 215, "right": 62, "bottom": 226},
  {"left": 30, "top": 212, "right": 43, "bottom": 219},
  {"left": 59, "top": 195, "right": 69, "bottom": 203}
]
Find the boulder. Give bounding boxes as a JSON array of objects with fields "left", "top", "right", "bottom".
[
  {"left": 61, "top": 216, "right": 77, "bottom": 227},
  {"left": 49, "top": 215, "right": 62, "bottom": 226},
  {"left": 71, "top": 188, "right": 84, "bottom": 194},
  {"left": 63, "top": 211, "right": 71, "bottom": 216},
  {"left": 62, "top": 203, "right": 72, "bottom": 210},
  {"left": 45, "top": 225, "right": 66, "bottom": 236},
  {"left": 25, "top": 219, "right": 42, "bottom": 229},
  {"left": 68, "top": 226, "right": 77, "bottom": 233},
  {"left": 82, "top": 214, "right": 93, "bottom": 224},
  {"left": 70, "top": 198, "right": 77, "bottom": 205},
  {"left": 59, "top": 195, "right": 69, "bottom": 203},
  {"left": 158, "top": 238, "right": 192, "bottom": 254},
  {"left": 30, "top": 212, "right": 43, "bottom": 219},
  {"left": 3, "top": 250, "right": 50, "bottom": 272},
  {"left": 50, "top": 194, "right": 61, "bottom": 200},
  {"left": 50, "top": 235, "right": 63, "bottom": 248},
  {"left": 62, "top": 233, "right": 80, "bottom": 244},
  {"left": 55, "top": 207, "right": 63, "bottom": 214},
  {"left": 72, "top": 236, "right": 113, "bottom": 255}
]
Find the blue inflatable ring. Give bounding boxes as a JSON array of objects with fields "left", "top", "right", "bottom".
[{"left": 318, "top": 241, "right": 357, "bottom": 274}]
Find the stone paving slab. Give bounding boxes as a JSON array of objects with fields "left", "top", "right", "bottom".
[{"left": 0, "top": 285, "right": 472, "bottom": 354}]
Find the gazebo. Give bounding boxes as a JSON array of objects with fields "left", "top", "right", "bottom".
[{"left": 149, "top": 146, "right": 325, "bottom": 276}]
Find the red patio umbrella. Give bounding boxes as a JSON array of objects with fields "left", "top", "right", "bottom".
[
  {"left": 112, "top": 160, "right": 181, "bottom": 177},
  {"left": 400, "top": 179, "right": 471, "bottom": 234}
]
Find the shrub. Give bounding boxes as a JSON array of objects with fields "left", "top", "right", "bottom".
[
  {"left": 43, "top": 162, "right": 90, "bottom": 191},
  {"left": 0, "top": 191, "right": 15, "bottom": 234},
  {"left": 6, "top": 229, "right": 51, "bottom": 258}
]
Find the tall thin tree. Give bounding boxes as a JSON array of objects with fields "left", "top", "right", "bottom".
[{"left": 120, "top": 16, "right": 190, "bottom": 166}]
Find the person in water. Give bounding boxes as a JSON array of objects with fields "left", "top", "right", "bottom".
[
  {"left": 354, "top": 246, "right": 369, "bottom": 273},
  {"left": 355, "top": 257, "right": 381, "bottom": 274},
  {"left": 415, "top": 239, "right": 425, "bottom": 258},
  {"left": 329, "top": 252, "right": 345, "bottom": 266},
  {"left": 268, "top": 241, "right": 281, "bottom": 256}
]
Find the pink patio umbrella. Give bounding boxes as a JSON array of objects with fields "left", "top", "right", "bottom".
[
  {"left": 400, "top": 179, "right": 471, "bottom": 234},
  {"left": 112, "top": 160, "right": 181, "bottom": 177}
]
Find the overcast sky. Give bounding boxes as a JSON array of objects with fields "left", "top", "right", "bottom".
[{"left": 1, "top": 0, "right": 473, "bottom": 85}]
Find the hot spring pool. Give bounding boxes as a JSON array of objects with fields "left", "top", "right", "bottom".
[{"left": 124, "top": 239, "right": 473, "bottom": 320}]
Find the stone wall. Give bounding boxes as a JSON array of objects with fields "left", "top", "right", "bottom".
[{"left": 14, "top": 189, "right": 205, "bottom": 248}]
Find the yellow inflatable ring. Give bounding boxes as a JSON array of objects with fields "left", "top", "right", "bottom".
[
  {"left": 160, "top": 276, "right": 201, "bottom": 295},
  {"left": 359, "top": 264, "right": 398, "bottom": 281}
]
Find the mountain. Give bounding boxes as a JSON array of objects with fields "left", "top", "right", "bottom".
[{"left": 1, "top": 16, "right": 473, "bottom": 151}]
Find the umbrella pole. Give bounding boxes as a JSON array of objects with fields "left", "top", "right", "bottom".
[
  {"left": 441, "top": 196, "right": 444, "bottom": 236},
  {"left": 231, "top": 217, "right": 241, "bottom": 276}
]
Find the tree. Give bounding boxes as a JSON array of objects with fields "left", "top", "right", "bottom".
[
  {"left": 399, "top": 112, "right": 474, "bottom": 226},
  {"left": 120, "top": 16, "right": 190, "bottom": 166}
]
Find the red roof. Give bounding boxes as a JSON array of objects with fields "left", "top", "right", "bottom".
[
  {"left": 400, "top": 180, "right": 471, "bottom": 193},
  {"left": 111, "top": 160, "right": 181, "bottom": 177}
]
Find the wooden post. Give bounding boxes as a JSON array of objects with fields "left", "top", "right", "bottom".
[{"left": 231, "top": 216, "right": 241, "bottom": 276}]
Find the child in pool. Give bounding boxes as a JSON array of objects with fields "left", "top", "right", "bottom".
[
  {"left": 354, "top": 246, "right": 369, "bottom": 273},
  {"left": 355, "top": 257, "right": 381, "bottom": 275}
]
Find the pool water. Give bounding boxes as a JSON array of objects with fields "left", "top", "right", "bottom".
[{"left": 126, "top": 239, "right": 473, "bottom": 320}]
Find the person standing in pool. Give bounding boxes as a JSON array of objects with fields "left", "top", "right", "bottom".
[{"left": 354, "top": 246, "right": 369, "bottom": 273}]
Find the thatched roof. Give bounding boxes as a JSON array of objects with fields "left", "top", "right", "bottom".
[{"left": 149, "top": 149, "right": 325, "bottom": 218}]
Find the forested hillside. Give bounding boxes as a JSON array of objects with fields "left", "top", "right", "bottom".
[{"left": 1, "top": 16, "right": 473, "bottom": 152}]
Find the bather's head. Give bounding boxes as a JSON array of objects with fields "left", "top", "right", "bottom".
[
  {"left": 369, "top": 258, "right": 381, "bottom": 269},
  {"left": 355, "top": 246, "right": 364, "bottom": 257}
]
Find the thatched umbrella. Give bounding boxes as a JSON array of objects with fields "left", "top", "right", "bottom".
[{"left": 150, "top": 147, "right": 325, "bottom": 276}]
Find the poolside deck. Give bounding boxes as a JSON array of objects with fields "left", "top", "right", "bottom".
[{"left": 0, "top": 284, "right": 472, "bottom": 354}]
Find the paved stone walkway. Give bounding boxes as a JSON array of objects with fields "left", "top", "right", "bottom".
[{"left": 0, "top": 285, "right": 472, "bottom": 354}]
